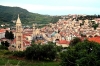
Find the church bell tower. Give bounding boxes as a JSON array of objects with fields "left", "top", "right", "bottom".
[{"left": 16, "top": 14, "right": 23, "bottom": 51}]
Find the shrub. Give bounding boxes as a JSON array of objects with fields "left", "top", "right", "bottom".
[
  {"left": 13, "top": 51, "right": 25, "bottom": 57},
  {"left": 0, "top": 45, "right": 8, "bottom": 50}
]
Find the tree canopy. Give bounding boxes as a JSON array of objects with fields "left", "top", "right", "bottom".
[
  {"left": 13, "top": 42, "right": 62, "bottom": 61},
  {"left": 25, "top": 43, "right": 57, "bottom": 61},
  {"left": 69, "top": 37, "right": 82, "bottom": 46},
  {"left": 60, "top": 40, "right": 100, "bottom": 66},
  {"left": 5, "top": 30, "right": 14, "bottom": 40}
]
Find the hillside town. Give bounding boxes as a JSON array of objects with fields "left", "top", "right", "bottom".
[{"left": 0, "top": 14, "right": 100, "bottom": 51}]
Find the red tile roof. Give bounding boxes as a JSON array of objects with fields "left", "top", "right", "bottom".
[
  {"left": 58, "top": 40, "right": 69, "bottom": 44},
  {"left": 23, "top": 40, "right": 31, "bottom": 47},
  {"left": 23, "top": 40, "right": 30, "bottom": 45},
  {"left": 10, "top": 39, "right": 31, "bottom": 47},
  {"left": 0, "top": 29, "right": 5, "bottom": 33},
  {"left": 88, "top": 37, "right": 100, "bottom": 43}
]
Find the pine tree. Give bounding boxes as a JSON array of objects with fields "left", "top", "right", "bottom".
[
  {"left": 9, "top": 31, "right": 14, "bottom": 40},
  {"left": 5, "top": 30, "right": 10, "bottom": 39}
]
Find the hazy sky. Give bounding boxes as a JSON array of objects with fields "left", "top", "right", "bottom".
[{"left": 0, "top": 0, "right": 100, "bottom": 15}]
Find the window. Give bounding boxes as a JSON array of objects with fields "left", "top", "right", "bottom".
[{"left": 18, "top": 36, "right": 21, "bottom": 41}]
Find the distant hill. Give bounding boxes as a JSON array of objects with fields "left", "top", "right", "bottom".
[{"left": 0, "top": 5, "right": 62, "bottom": 27}]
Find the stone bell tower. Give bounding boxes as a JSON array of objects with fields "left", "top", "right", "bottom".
[
  {"left": 32, "top": 24, "right": 36, "bottom": 37},
  {"left": 15, "top": 14, "right": 23, "bottom": 51}
]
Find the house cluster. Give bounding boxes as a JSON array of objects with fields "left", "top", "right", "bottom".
[{"left": 0, "top": 14, "right": 100, "bottom": 51}]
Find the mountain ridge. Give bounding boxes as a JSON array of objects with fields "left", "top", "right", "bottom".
[{"left": 0, "top": 5, "right": 61, "bottom": 27}]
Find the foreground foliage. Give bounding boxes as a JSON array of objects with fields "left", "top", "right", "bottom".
[
  {"left": 0, "top": 49, "right": 59, "bottom": 66},
  {"left": 60, "top": 40, "right": 100, "bottom": 66},
  {"left": 13, "top": 43, "right": 62, "bottom": 61},
  {"left": 0, "top": 58, "right": 59, "bottom": 66}
]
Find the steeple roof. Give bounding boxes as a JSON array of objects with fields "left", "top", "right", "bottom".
[{"left": 16, "top": 14, "right": 21, "bottom": 24}]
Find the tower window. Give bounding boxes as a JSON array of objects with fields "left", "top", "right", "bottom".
[{"left": 18, "top": 36, "right": 21, "bottom": 41}]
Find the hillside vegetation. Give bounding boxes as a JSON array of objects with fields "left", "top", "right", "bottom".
[{"left": 0, "top": 5, "right": 61, "bottom": 27}]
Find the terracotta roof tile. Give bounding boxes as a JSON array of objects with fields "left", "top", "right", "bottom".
[
  {"left": 58, "top": 40, "right": 69, "bottom": 44},
  {"left": 88, "top": 37, "right": 100, "bottom": 43}
]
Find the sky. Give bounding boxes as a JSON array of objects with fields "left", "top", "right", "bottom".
[{"left": 0, "top": 0, "right": 100, "bottom": 15}]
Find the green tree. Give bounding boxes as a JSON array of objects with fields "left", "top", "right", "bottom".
[
  {"left": 5, "top": 30, "right": 10, "bottom": 39},
  {"left": 9, "top": 31, "right": 14, "bottom": 40},
  {"left": 25, "top": 44, "right": 44, "bottom": 60},
  {"left": 1, "top": 41, "right": 9, "bottom": 47},
  {"left": 69, "top": 37, "right": 81, "bottom": 46},
  {"left": 4, "top": 41, "right": 9, "bottom": 47},
  {"left": 25, "top": 43, "right": 57, "bottom": 61},
  {"left": 1, "top": 41, "right": 9, "bottom": 50},
  {"left": 42, "top": 44, "right": 57, "bottom": 60},
  {"left": 0, "top": 44, "right": 8, "bottom": 50},
  {"left": 13, "top": 51, "right": 25, "bottom": 57},
  {"left": 60, "top": 40, "right": 100, "bottom": 66},
  {"left": 5, "top": 30, "right": 14, "bottom": 40},
  {"left": 92, "top": 24, "right": 99, "bottom": 30}
]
